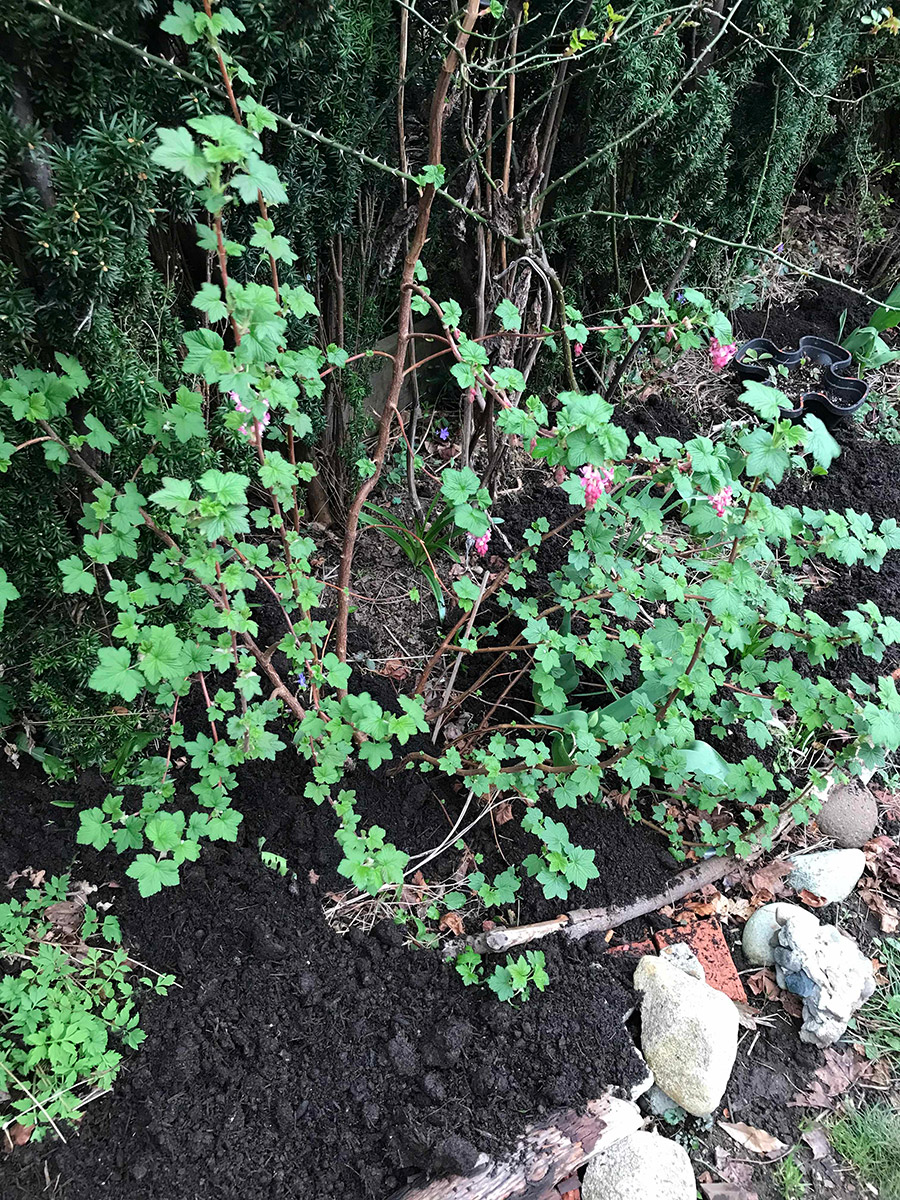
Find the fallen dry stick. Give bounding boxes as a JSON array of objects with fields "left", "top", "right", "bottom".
[
  {"left": 447, "top": 850, "right": 743, "bottom": 958},
  {"left": 447, "top": 800, "right": 806, "bottom": 958},
  {"left": 388, "top": 1094, "right": 641, "bottom": 1200}
]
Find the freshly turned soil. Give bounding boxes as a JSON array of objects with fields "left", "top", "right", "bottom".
[
  {"left": 0, "top": 757, "right": 651, "bottom": 1200},
  {"left": 733, "top": 280, "right": 873, "bottom": 349}
]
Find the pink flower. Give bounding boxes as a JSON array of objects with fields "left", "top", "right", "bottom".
[
  {"left": 665, "top": 326, "right": 676, "bottom": 343},
  {"left": 574, "top": 343, "right": 583, "bottom": 357},
  {"left": 708, "top": 486, "right": 734, "bottom": 517},
  {"left": 232, "top": 390, "right": 270, "bottom": 444},
  {"left": 554, "top": 465, "right": 568, "bottom": 485},
  {"left": 580, "top": 464, "right": 615, "bottom": 510},
  {"left": 709, "top": 337, "right": 737, "bottom": 372},
  {"left": 474, "top": 529, "right": 491, "bottom": 557}
]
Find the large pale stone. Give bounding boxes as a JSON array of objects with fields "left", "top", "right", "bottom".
[
  {"left": 634, "top": 955, "right": 738, "bottom": 1117},
  {"left": 582, "top": 1130, "right": 695, "bottom": 1200},
  {"left": 772, "top": 915, "right": 876, "bottom": 1047},
  {"left": 787, "top": 849, "right": 865, "bottom": 905},
  {"left": 742, "top": 902, "right": 820, "bottom": 966}
]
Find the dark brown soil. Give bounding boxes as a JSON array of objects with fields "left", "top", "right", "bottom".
[
  {"left": 0, "top": 756, "right": 649, "bottom": 1200},
  {"left": 733, "top": 279, "right": 873, "bottom": 350},
  {"left": 774, "top": 434, "right": 900, "bottom": 686}
]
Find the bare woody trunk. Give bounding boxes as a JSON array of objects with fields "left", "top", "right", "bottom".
[{"left": 334, "top": 0, "right": 482, "bottom": 666}]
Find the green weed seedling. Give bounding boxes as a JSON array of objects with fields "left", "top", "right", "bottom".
[{"left": 488, "top": 950, "right": 550, "bottom": 1003}]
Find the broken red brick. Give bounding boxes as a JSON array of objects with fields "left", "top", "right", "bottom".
[
  {"left": 606, "top": 938, "right": 655, "bottom": 958},
  {"left": 653, "top": 918, "right": 747, "bottom": 1003}
]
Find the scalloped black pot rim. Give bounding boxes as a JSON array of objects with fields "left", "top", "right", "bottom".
[{"left": 731, "top": 335, "right": 868, "bottom": 420}]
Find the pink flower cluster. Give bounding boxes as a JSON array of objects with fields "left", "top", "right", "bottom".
[
  {"left": 581, "top": 464, "right": 615, "bottom": 510},
  {"left": 709, "top": 337, "right": 737, "bottom": 372},
  {"left": 474, "top": 529, "right": 491, "bottom": 557},
  {"left": 708, "top": 485, "right": 734, "bottom": 517},
  {"left": 231, "top": 391, "right": 270, "bottom": 444}
]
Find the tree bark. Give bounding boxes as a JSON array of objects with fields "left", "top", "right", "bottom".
[
  {"left": 388, "top": 1094, "right": 641, "bottom": 1200},
  {"left": 334, "top": 0, "right": 481, "bottom": 664}
]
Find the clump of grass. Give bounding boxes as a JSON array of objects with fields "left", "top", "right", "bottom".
[
  {"left": 775, "top": 1149, "right": 806, "bottom": 1199},
  {"left": 853, "top": 937, "right": 900, "bottom": 1062},
  {"left": 830, "top": 1103, "right": 900, "bottom": 1199}
]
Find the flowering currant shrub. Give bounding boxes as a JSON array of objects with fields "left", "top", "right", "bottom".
[
  {"left": 414, "top": 385, "right": 900, "bottom": 868},
  {"left": 1, "top": 3, "right": 900, "bottom": 914}
]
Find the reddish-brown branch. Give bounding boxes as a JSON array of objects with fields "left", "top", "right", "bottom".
[
  {"left": 197, "top": 672, "right": 220, "bottom": 743},
  {"left": 11, "top": 436, "right": 52, "bottom": 454},
  {"left": 333, "top": 0, "right": 482, "bottom": 671}
]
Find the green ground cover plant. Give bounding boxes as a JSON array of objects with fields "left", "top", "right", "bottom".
[
  {"left": 853, "top": 936, "right": 900, "bottom": 1061},
  {"left": 0, "top": 874, "right": 173, "bottom": 1143}
]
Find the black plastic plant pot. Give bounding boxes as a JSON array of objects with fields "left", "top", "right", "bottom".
[{"left": 732, "top": 334, "right": 868, "bottom": 421}]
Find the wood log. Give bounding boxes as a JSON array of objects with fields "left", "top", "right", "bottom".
[
  {"left": 387, "top": 1094, "right": 641, "bottom": 1200},
  {"left": 450, "top": 851, "right": 736, "bottom": 958}
]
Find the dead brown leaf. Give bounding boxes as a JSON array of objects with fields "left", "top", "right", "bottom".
[
  {"left": 859, "top": 885, "right": 900, "bottom": 933},
  {"left": 5, "top": 867, "right": 45, "bottom": 890},
  {"left": 715, "top": 1146, "right": 754, "bottom": 1186},
  {"left": 779, "top": 990, "right": 804, "bottom": 1019},
  {"left": 748, "top": 858, "right": 792, "bottom": 899},
  {"left": 796, "top": 888, "right": 828, "bottom": 908},
  {"left": 718, "top": 1120, "right": 788, "bottom": 1157},
  {"left": 706, "top": 892, "right": 752, "bottom": 923},
  {"left": 1, "top": 1123, "right": 34, "bottom": 1151},
  {"left": 872, "top": 789, "right": 900, "bottom": 823},
  {"left": 700, "top": 1184, "right": 759, "bottom": 1200},
  {"left": 493, "top": 801, "right": 514, "bottom": 826},
  {"left": 746, "top": 968, "right": 780, "bottom": 1000},
  {"left": 685, "top": 898, "right": 721, "bottom": 917},
  {"left": 801, "top": 1126, "right": 831, "bottom": 1160},
  {"left": 380, "top": 658, "right": 409, "bottom": 682},
  {"left": 438, "top": 911, "right": 464, "bottom": 937},
  {"left": 789, "top": 1047, "right": 872, "bottom": 1109},
  {"left": 451, "top": 848, "right": 476, "bottom": 883}
]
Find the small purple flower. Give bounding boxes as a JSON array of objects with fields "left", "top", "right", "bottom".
[
  {"left": 438, "top": 426, "right": 450, "bottom": 441},
  {"left": 297, "top": 671, "right": 307, "bottom": 689},
  {"left": 675, "top": 290, "right": 685, "bottom": 304},
  {"left": 774, "top": 242, "right": 785, "bottom": 254}
]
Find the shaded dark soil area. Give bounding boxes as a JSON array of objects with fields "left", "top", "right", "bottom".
[
  {"left": 0, "top": 760, "right": 647, "bottom": 1200},
  {"left": 614, "top": 392, "right": 698, "bottom": 447},
  {"left": 774, "top": 436, "right": 900, "bottom": 525},
  {"left": 733, "top": 280, "right": 873, "bottom": 350},
  {"left": 774, "top": 434, "right": 900, "bottom": 686}
]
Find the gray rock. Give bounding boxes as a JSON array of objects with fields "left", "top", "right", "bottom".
[
  {"left": 817, "top": 783, "right": 878, "bottom": 848},
  {"left": 659, "top": 942, "right": 705, "bottom": 981},
  {"left": 742, "top": 903, "right": 821, "bottom": 966},
  {"left": 582, "top": 1130, "right": 695, "bottom": 1200},
  {"left": 787, "top": 849, "right": 866, "bottom": 905},
  {"left": 772, "top": 914, "right": 876, "bottom": 1047},
  {"left": 645, "top": 1084, "right": 686, "bottom": 1120},
  {"left": 634, "top": 955, "right": 738, "bottom": 1117}
]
